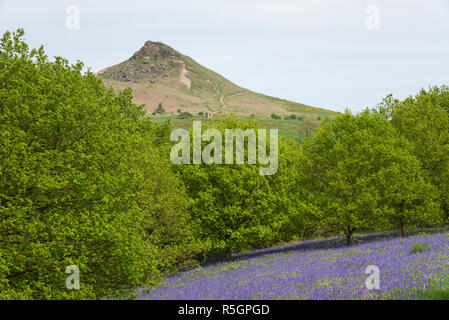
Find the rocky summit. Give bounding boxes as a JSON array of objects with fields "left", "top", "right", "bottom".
[
  {"left": 130, "top": 41, "right": 180, "bottom": 61},
  {"left": 97, "top": 41, "right": 184, "bottom": 83}
]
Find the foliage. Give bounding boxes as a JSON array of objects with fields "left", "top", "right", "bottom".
[
  {"left": 378, "top": 87, "right": 449, "bottom": 221},
  {"left": 302, "top": 110, "right": 442, "bottom": 244},
  {"left": 417, "top": 286, "right": 449, "bottom": 300},
  {"left": 178, "top": 111, "right": 192, "bottom": 119},
  {"left": 0, "top": 29, "right": 200, "bottom": 299},
  {"left": 174, "top": 117, "right": 304, "bottom": 258},
  {"left": 409, "top": 242, "right": 431, "bottom": 255},
  {"left": 155, "top": 102, "right": 165, "bottom": 113}
]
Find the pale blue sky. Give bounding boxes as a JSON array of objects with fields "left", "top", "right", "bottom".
[{"left": 1, "top": 0, "right": 448, "bottom": 112}]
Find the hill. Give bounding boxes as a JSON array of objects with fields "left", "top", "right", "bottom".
[{"left": 96, "top": 41, "right": 335, "bottom": 119}]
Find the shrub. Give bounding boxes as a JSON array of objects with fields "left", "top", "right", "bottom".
[
  {"left": 178, "top": 111, "right": 192, "bottom": 119},
  {"left": 156, "top": 102, "right": 165, "bottom": 113}
]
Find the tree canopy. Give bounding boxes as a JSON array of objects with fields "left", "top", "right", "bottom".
[
  {"left": 302, "top": 110, "right": 443, "bottom": 244},
  {"left": 0, "top": 29, "right": 199, "bottom": 299}
]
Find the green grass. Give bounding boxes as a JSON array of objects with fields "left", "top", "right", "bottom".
[
  {"left": 409, "top": 242, "right": 431, "bottom": 254},
  {"left": 151, "top": 115, "right": 324, "bottom": 143},
  {"left": 417, "top": 286, "right": 449, "bottom": 300}
]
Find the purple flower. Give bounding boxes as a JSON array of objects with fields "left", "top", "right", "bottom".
[{"left": 136, "top": 232, "right": 449, "bottom": 300}]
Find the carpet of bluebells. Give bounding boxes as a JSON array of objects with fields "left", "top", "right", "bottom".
[{"left": 137, "top": 232, "right": 449, "bottom": 300}]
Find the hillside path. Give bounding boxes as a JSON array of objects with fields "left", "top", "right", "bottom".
[
  {"left": 206, "top": 79, "right": 226, "bottom": 110},
  {"left": 176, "top": 60, "right": 191, "bottom": 90}
]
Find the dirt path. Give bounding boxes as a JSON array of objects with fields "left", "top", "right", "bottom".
[
  {"left": 177, "top": 60, "right": 191, "bottom": 90},
  {"left": 206, "top": 79, "right": 226, "bottom": 110}
]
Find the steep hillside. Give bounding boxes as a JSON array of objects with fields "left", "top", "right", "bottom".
[{"left": 97, "top": 41, "right": 334, "bottom": 119}]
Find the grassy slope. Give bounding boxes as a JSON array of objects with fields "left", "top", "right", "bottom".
[{"left": 98, "top": 43, "right": 336, "bottom": 122}]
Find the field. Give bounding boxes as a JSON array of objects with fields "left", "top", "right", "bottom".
[
  {"left": 152, "top": 114, "right": 332, "bottom": 143},
  {"left": 137, "top": 232, "right": 449, "bottom": 300}
]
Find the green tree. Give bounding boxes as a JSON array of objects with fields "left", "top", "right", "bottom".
[
  {"left": 302, "top": 110, "right": 439, "bottom": 245},
  {"left": 156, "top": 102, "right": 165, "bottom": 113},
  {"left": 378, "top": 88, "right": 449, "bottom": 221},
  {"left": 0, "top": 29, "right": 199, "bottom": 299},
  {"left": 375, "top": 155, "right": 442, "bottom": 236},
  {"left": 175, "top": 117, "right": 303, "bottom": 258}
]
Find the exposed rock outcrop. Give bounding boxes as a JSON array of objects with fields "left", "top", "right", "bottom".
[{"left": 98, "top": 41, "right": 181, "bottom": 83}]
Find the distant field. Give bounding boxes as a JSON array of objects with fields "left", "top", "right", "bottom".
[{"left": 152, "top": 114, "right": 334, "bottom": 143}]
